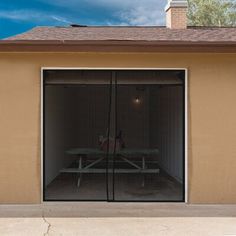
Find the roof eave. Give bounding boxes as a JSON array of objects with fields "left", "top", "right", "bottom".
[{"left": 0, "top": 40, "right": 236, "bottom": 53}]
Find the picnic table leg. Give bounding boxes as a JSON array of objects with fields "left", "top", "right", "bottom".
[
  {"left": 142, "top": 156, "right": 145, "bottom": 187},
  {"left": 77, "top": 156, "right": 82, "bottom": 188}
]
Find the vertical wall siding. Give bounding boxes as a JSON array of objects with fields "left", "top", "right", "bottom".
[
  {"left": 117, "top": 86, "right": 149, "bottom": 148},
  {"left": 150, "top": 86, "right": 184, "bottom": 183},
  {"left": 45, "top": 87, "right": 79, "bottom": 185}
]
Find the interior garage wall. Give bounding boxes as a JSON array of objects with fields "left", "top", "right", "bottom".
[
  {"left": 45, "top": 86, "right": 78, "bottom": 186},
  {"left": 45, "top": 85, "right": 110, "bottom": 186},
  {"left": 74, "top": 86, "right": 109, "bottom": 149},
  {"left": 117, "top": 86, "right": 150, "bottom": 148},
  {"left": 150, "top": 86, "right": 184, "bottom": 183},
  {"left": 0, "top": 52, "right": 236, "bottom": 203}
]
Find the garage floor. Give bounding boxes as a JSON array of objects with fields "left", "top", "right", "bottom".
[{"left": 45, "top": 170, "right": 183, "bottom": 201}]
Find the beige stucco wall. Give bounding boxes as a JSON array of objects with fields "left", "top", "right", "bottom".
[{"left": 0, "top": 52, "right": 236, "bottom": 204}]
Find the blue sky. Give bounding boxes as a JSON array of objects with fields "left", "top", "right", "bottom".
[{"left": 0, "top": 0, "right": 165, "bottom": 39}]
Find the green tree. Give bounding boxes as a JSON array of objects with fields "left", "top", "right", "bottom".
[{"left": 188, "top": 0, "right": 236, "bottom": 26}]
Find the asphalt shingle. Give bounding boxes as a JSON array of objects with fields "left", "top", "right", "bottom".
[{"left": 5, "top": 26, "right": 236, "bottom": 42}]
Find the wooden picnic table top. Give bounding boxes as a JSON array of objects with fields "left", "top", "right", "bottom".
[{"left": 66, "top": 148, "right": 159, "bottom": 156}]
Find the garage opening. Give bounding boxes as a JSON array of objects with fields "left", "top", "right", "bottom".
[{"left": 43, "top": 69, "right": 185, "bottom": 202}]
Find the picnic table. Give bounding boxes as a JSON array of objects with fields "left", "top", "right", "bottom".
[{"left": 60, "top": 148, "right": 159, "bottom": 188}]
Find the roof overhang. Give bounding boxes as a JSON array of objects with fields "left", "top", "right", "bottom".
[{"left": 1, "top": 40, "right": 236, "bottom": 53}]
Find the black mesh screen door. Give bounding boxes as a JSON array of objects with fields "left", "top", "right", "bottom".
[
  {"left": 44, "top": 69, "right": 185, "bottom": 202},
  {"left": 111, "top": 70, "right": 185, "bottom": 202},
  {"left": 44, "top": 70, "right": 113, "bottom": 201}
]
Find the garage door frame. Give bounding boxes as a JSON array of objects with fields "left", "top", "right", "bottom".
[{"left": 40, "top": 67, "right": 188, "bottom": 203}]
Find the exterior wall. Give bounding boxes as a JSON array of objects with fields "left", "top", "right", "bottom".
[{"left": 0, "top": 52, "right": 236, "bottom": 203}]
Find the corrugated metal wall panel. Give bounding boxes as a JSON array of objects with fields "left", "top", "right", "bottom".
[{"left": 150, "top": 86, "right": 184, "bottom": 183}]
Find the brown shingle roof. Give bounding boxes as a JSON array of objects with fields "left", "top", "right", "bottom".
[{"left": 5, "top": 26, "right": 236, "bottom": 42}]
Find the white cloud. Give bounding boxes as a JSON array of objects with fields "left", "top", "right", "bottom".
[
  {"left": 118, "top": 6, "right": 165, "bottom": 25},
  {"left": 0, "top": 10, "right": 42, "bottom": 21},
  {"left": 38, "top": 0, "right": 166, "bottom": 25},
  {"left": 100, "top": 0, "right": 166, "bottom": 25},
  {"left": 41, "top": 0, "right": 165, "bottom": 9},
  {"left": 51, "top": 16, "right": 73, "bottom": 24},
  {"left": 0, "top": 9, "right": 72, "bottom": 24}
]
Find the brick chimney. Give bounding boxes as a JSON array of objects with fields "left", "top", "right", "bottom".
[{"left": 165, "top": 0, "right": 188, "bottom": 29}]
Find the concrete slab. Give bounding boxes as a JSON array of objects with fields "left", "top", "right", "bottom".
[
  {"left": 0, "top": 217, "right": 236, "bottom": 236},
  {"left": 45, "top": 172, "right": 183, "bottom": 201},
  {"left": 0, "top": 218, "right": 47, "bottom": 236},
  {"left": 1, "top": 203, "right": 236, "bottom": 217}
]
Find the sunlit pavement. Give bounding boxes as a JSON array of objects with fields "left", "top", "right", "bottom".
[{"left": 0, "top": 217, "right": 236, "bottom": 236}]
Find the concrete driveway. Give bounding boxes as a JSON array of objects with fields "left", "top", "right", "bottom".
[
  {"left": 0, "top": 217, "right": 236, "bottom": 236},
  {"left": 0, "top": 204, "right": 236, "bottom": 236}
]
